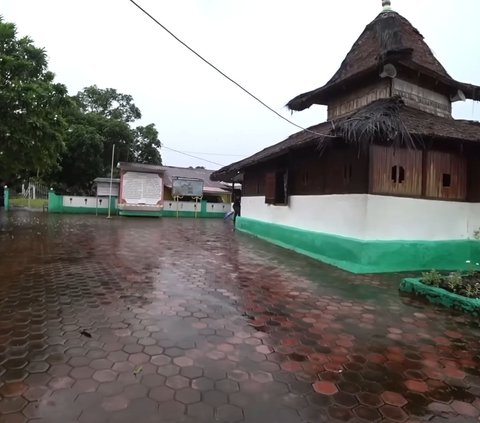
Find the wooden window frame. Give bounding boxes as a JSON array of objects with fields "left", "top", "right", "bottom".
[{"left": 265, "top": 170, "right": 288, "bottom": 206}]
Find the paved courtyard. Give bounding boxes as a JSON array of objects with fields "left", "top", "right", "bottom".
[{"left": 0, "top": 211, "right": 479, "bottom": 423}]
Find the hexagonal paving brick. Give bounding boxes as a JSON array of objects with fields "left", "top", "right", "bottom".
[
  {"left": 192, "top": 377, "right": 215, "bottom": 391},
  {"left": 215, "top": 379, "right": 239, "bottom": 393},
  {"left": 128, "top": 352, "right": 150, "bottom": 365},
  {"left": 158, "top": 364, "right": 180, "bottom": 377},
  {"left": 70, "top": 366, "right": 95, "bottom": 379},
  {"left": 381, "top": 391, "right": 408, "bottom": 407},
  {"left": 203, "top": 390, "right": 228, "bottom": 407},
  {"left": 357, "top": 392, "right": 384, "bottom": 407},
  {"left": 92, "top": 369, "right": 117, "bottom": 383},
  {"left": 90, "top": 358, "right": 113, "bottom": 370},
  {"left": 215, "top": 404, "right": 244, "bottom": 422},
  {"left": 166, "top": 374, "right": 189, "bottom": 389},
  {"left": 0, "top": 397, "right": 28, "bottom": 415},
  {"left": 142, "top": 373, "right": 166, "bottom": 388},
  {"left": 180, "top": 366, "right": 203, "bottom": 379},
  {"left": 175, "top": 387, "right": 201, "bottom": 404},
  {"left": 312, "top": 381, "right": 338, "bottom": 395},
  {"left": 353, "top": 405, "right": 382, "bottom": 422},
  {"left": 157, "top": 400, "right": 186, "bottom": 420},
  {"left": 404, "top": 380, "right": 428, "bottom": 393},
  {"left": 379, "top": 405, "right": 409, "bottom": 422},
  {"left": 151, "top": 355, "right": 171, "bottom": 367},
  {"left": 0, "top": 382, "right": 27, "bottom": 398},
  {"left": 149, "top": 386, "right": 174, "bottom": 402},
  {"left": 101, "top": 394, "right": 130, "bottom": 411},
  {"left": 187, "top": 402, "right": 214, "bottom": 420},
  {"left": 451, "top": 400, "right": 480, "bottom": 417}
]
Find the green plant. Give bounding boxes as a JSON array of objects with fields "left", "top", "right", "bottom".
[
  {"left": 446, "top": 272, "right": 462, "bottom": 292},
  {"left": 465, "top": 284, "right": 474, "bottom": 298},
  {"left": 421, "top": 270, "right": 442, "bottom": 287}
]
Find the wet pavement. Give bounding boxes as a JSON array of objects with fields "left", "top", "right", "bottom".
[{"left": 0, "top": 210, "right": 479, "bottom": 423}]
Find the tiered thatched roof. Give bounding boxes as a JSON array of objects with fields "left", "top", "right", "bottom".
[
  {"left": 286, "top": 10, "right": 480, "bottom": 111},
  {"left": 211, "top": 97, "right": 480, "bottom": 181}
]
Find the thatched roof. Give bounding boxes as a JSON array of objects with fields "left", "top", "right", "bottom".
[
  {"left": 210, "top": 97, "right": 480, "bottom": 181},
  {"left": 287, "top": 10, "right": 480, "bottom": 111}
]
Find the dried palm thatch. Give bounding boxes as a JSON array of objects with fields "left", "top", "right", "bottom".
[{"left": 324, "top": 96, "right": 420, "bottom": 153}]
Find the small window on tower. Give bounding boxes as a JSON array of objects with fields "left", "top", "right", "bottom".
[
  {"left": 343, "top": 164, "right": 352, "bottom": 181},
  {"left": 303, "top": 170, "right": 308, "bottom": 186},
  {"left": 391, "top": 165, "right": 397, "bottom": 183},
  {"left": 398, "top": 166, "right": 405, "bottom": 183},
  {"left": 442, "top": 173, "right": 451, "bottom": 188}
]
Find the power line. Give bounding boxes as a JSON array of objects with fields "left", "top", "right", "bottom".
[
  {"left": 162, "top": 145, "right": 226, "bottom": 167},
  {"left": 128, "top": 0, "right": 335, "bottom": 139},
  {"left": 175, "top": 150, "right": 245, "bottom": 157}
]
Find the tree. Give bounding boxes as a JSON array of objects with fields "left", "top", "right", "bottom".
[
  {"left": 52, "top": 86, "right": 162, "bottom": 193},
  {"left": 133, "top": 124, "right": 162, "bottom": 165},
  {"left": 76, "top": 85, "right": 141, "bottom": 123},
  {"left": 0, "top": 17, "right": 71, "bottom": 182}
]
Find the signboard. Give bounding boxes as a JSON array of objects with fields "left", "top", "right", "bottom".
[
  {"left": 96, "top": 182, "right": 119, "bottom": 197},
  {"left": 172, "top": 177, "right": 204, "bottom": 197},
  {"left": 121, "top": 171, "right": 162, "bottom": 205}
]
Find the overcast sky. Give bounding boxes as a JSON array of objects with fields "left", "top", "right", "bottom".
[{"left": 2, "top": 0, "right": 479, "bottom": 169}]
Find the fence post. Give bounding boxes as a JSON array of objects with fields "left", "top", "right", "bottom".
[{"left": 4, "top": 186, "right": 9, "bottom": 211}]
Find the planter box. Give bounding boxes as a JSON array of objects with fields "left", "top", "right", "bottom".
[{"left": 400, "top": 278, "right": 480, "bottom": 316}]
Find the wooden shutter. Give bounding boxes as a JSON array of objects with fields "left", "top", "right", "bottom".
[{"left": 265, "top": 172, "right": 276, "bottom": 204}]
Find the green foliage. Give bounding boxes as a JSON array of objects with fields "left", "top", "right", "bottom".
[
  {"left": 446, "top": 272, "right": 462, "bottom": 292},
  {"left": 464, "top": 283, "right": 480, "bottom": 299},
  {"left": 0, "top": 17, "right": 71, "bottom": 182},
  {"left": 0, "top": 18, "right": 162, "bottom": 193},
  {"left": 133, "top": 124, "right": 162, "bottom": 165},
  {"left": 421, "top": 270, "right": 442, "bottom": 287},
  {"left": 52, "top": 85, "right": 162, "bottom": 193}
]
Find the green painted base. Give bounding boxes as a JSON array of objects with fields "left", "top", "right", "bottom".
[
  {"left": 400, "top": 278, "right": 480, "bottom": 316},
  {"left": 162, "top": 210, "right": 225, "bottom": 218},
  {"left": 236, "top": 217, "right": 480, "bottom": 274},
  {"left": 118, "top": 210, "right": 162, "bottom": 217},
  {"left": 50, "top": 207, "right": 112, "bottom": 215}
]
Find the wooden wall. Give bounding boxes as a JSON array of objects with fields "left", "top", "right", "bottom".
[
  {"left": 327, "top": 80, "right": 390, "bottom": 120},
  {"left": 242, "top": 144, "right": 471, "bottom": 203},
  {"left": 467, "top": 156, "right": 480, "bottom": 202},
  {"left": 370, "top": 145, "right": 422, "bottom": 196},
  {"left": 425, "top": 151, "right": 466, "bottom": 200},
  {"left": 242, "top": 144, "right": 369, "bottom": 198}
]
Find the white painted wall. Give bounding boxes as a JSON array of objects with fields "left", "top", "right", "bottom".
[
  {"left": 241, "top": 195, "right": 367, "bottom": 239},
  {"left": 163, "top": 201, "right": 199, "bottom": 212},
  {"left": 63, "top": 196, "right": 107, "bottom": 208},
  {"left": 241, "top": 195, "right": 480, "bottom": 241},
  {"left": 207, "top": 203, "right": 231, "bottom": 214}
]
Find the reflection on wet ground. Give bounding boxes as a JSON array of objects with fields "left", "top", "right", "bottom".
[{"left": 0, "top": 210, "right": 479, "bottom": 422}]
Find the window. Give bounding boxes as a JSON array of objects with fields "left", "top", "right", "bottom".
[
  {"left": 391, "top": 165, "right": 405, "bottom": 184},
  {"left": 265, "top": 171, "right": 288, "bottom": 205},
  {"left": 302, "top": 171, "right": 309, "bottom": 186},
  {"left": 343, "top": 164, "right": 352, "bottom": 182},
  {"left": 442, "top": 173, "right": 451, "bottom": 188}
]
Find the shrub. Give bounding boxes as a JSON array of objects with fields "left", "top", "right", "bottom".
[{"left": 421, "top": 270, "right": 442, "bottom": 287}]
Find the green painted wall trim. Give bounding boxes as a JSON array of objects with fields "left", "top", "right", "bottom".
[
  {"left": 236, "top": 217, "right": 480, "bottom": 274},
  {"left": 162, "top": 210, "right": 225, "bottom": 218},
  {"left": 118, "top": 210, "right": 162, "bottom": 217},
  {"left": 400, "top": 278, "right": 480, "bottom": 316},
  {"left": 3, "top": 187, "right": 9, "bottom": 210}
]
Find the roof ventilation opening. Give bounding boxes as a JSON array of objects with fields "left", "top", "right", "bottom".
[
  {"left": 382, "top": 0, "right": 392, "bottom": 11},
  {"left": 380, "top": 64, "right": 397, "bottom": 79},
  {"left": 451, "top": 90, "right": 466, "bottom": 102}
]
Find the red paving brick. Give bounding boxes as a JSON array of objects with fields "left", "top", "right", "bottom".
[{"left": 0, "top": 212, "right": 480, "bottom": 422}]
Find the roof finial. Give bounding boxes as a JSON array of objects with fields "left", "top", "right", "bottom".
[{"left": 382, "top": 0, "right": 392, "bottom": 11}]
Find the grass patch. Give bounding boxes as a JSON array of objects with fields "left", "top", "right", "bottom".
[{"left": 10, "top": 197, "right": 48, "bottom": 208}]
